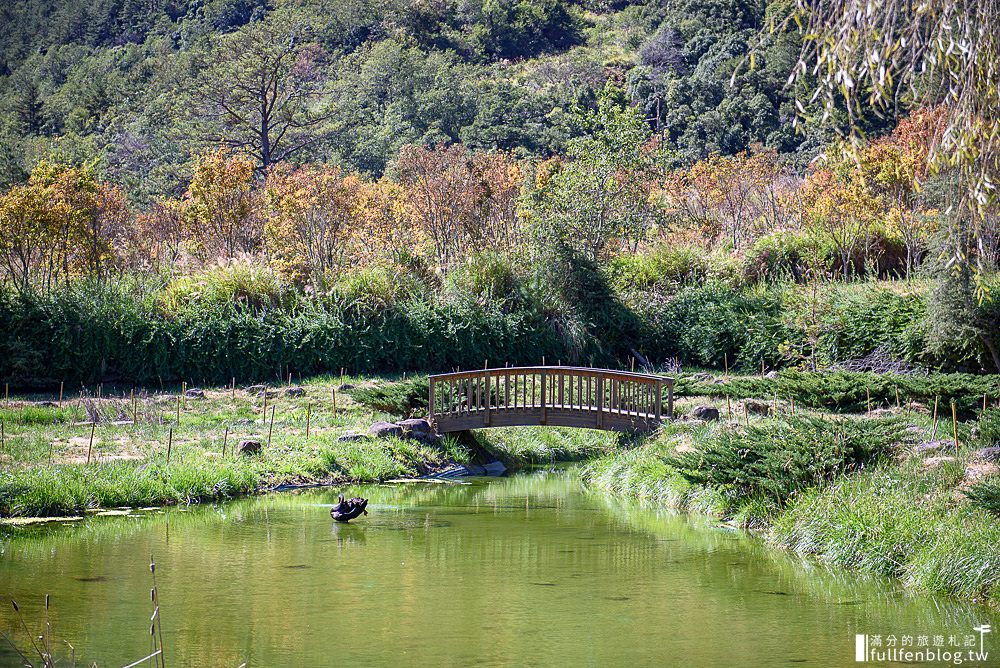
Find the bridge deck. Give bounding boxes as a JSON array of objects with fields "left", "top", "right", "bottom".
[{"left": 429, "top": 366, "right": 673, "bottom": 434}]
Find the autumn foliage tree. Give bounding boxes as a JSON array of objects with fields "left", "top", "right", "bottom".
[
  {"left": 264, "top": 163, "right": 366, "bottom": 289},
  {"left": 185, "top": 149, "right": 259, "bottom": 261},
  {"left": 396, "top": 144, "right": 525, "bottom": 268}
]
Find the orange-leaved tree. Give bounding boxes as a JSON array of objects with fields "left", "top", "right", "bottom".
[{"left": 185, "top": 149, "right": 259, "bottom": 261}]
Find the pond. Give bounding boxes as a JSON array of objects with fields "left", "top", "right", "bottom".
[{"left": 1, "top": 470, "right": 997, "bottom": 666}]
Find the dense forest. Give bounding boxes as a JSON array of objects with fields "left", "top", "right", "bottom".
[{"left": 0, "top": 0, "right": 998, "bottom": 385}]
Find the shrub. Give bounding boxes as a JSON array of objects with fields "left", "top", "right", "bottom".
[
  {"left": 606, "top": 243, "right": 709, "bottom": 293},
  {"left": 157, "top": 263, "right": 296, "bottom": 317},
  {"left": 665, "top": 416, "right": 902, "bottom": 510},
  {"left": 742, "top": 231, "right": 815, "bottom": 283},
  {"left": 348, "top": 377, "right": 430, "bottom": 417}
]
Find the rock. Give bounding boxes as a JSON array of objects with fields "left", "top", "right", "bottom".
[
  {"left": 973, "top": 446, "right": 1000, "bottom": 463},
  {"left": 765, "top": 370, "right": 779, "bottom": 379},
  {"left": 234, "top": 418, "right": 254, "bottom": 427},
  {"left": 246, "top": 385, "right": 266, "bottom": 394},
  {"left": 236, "top": 440, "right": 262, "bottom": 457},
  {"left": 256, "top": 389, "right": 278, "bottom": 399},
  {"left": 284, "top": 386, "right": 306, "bottom": 397},
  {"left": 914, "top": 440, "right": 954, "bottom": 454},
  {"left": 689, "top": 372, "right": 714, "bottom": 382},
  {"left": 742, "top": 399, "right": 771, "bottom": 416},
  {"left": 184, "top": 388, "right": 205, "bottom": 398},
  {"left": 336, "top": 433, "right": 368, "bottom": 443},
  {"left": 368, "top": 421, "right": 403, "bottom": 438},
  {"left": 483, "top": 461, "right": 507, "bottom": 476},
  {"left": 398, "top": 418, "right": 432, "bottom": 435},
  {"left": 35, "top": 400, "right": 58, "bottom": 407},
  {"left": 690, "top": 405, "right": 720, "bottom": 421},
  {"left": 338, "top": 383, "right": 355, "bottom": 391}
]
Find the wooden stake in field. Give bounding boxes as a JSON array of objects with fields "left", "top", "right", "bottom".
[
  {"left": 761, "top": 359, "right": 765, "bottom": 376},
  {"left": 222, "top": 426, "right": 229, "bottom": 458},
  {"left": 166, "top": 427, "right": 173, "bottom": 465},
  {"left": 1, "top": 420, "right": 4, "bottom": 454},
  {"left": 266, "top": 405, "right": 276, "bottom": 449},
  {"left": 985, "top": 393, "right": 989, "bottom": 412},
  {"left": 931, "top": 396, "right": 940, "bottom": 439},
  {"left": 181, "top": 382, "right": 186, "bottom": 408},
  {"left": 86, "top": 421, "right": 96, "bottom": 465},
  {"left": 951, "top": 400, "right": 959, "bottom": 451},
  {"left": 305, "top": 401, "right": 311, "bottom": 439},
  {"left": 4, "top": 383, "right": 7, "bottom": 408},
  {"left": 744, "top": 402, "right": 750, "bottom": 426},
  {"left": 176, "top": 395, "right": 181, "bottom": 426},
  {"left": 726, "top": 395, "right": 732, "bottom": 421},
  {"left": 332, "top": 387, "right": 337, "bottom": 417},
  {"left": 59, "top": 381, "right": 64, "bottom": 408},
  {"left": 232, "top": 377, "right": 236, "bottom": 400},
  {"left": 790, "top": 396, "right": 795, "bottom": 415},
  {"left": 866, "top": 388, "right": 871, "bottom": 415},
  {"left": 287, "top": 372, "right": 292, "bottom": 388},
  {"left": 130, "top": 388, "right": 136, "bottom": 423},
  {"left": 724, "top": 352, "right": 729, "bottom": 376},
  {"left": 48, "top": 439, "right": 53, "bottom": 465},
  {"left": 262, "top": 389, "right": 268, "bottom": 427}
]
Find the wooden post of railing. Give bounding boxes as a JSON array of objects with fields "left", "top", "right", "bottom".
[
  {"left": 429, "top": 378, "right": 436, "bottom": 426},
  {"left": 655, "top": 380, "right": 662, "bottom": 422},
  {"left": 485, "top": 371, "right": 492, "bottom": 426},
  {"left": 667, "top": 379, "right": 674, "bottom": 418},
  {"left": 597, "top": 375, "right": 604, "bottom": 428},
  {"left": 540, "top": 369, "right": 547, "bottom": 425}
]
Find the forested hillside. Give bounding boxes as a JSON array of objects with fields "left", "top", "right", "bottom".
[
  {"left": 1, "top": 0, "right": 998, "bottom": 386},
  {"left": 0, "top": 0, "right": 842, "bottom": 202}
]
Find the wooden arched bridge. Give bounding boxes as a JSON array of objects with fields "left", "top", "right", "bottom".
[{"left": 429, "top": 366, "right": 674, "bottom": 434}]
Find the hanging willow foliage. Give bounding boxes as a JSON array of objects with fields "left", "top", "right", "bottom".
[{"left": 772, "top": 0, "right": 999, "bottom": 274}]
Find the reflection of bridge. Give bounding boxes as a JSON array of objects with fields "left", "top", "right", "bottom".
[{"left": 429, "top": 366, "right": 674, "bottom": 434}]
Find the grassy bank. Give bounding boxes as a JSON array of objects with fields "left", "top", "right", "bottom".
[
  {"left": 0, "top": 372, "right": 622, "bottom": 519},
  {"left": 582, "top": 395, "right": 1000, "bottom": 604}
]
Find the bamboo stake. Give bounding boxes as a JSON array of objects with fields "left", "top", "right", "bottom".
[
  {"left": 181, "top": 382, "right": 186, "bottom": 408},
  {"left": 266, "top": 405, "right": 275, "bottom": 449},
  {"left": 744, "top": 402, "right": 750, "bottom": 426},
  {"left": 287, "top": 372, "right": 292, "bottom": 388},
  {"left": 48, "top": 439, "right": 53, "bottom": 465},
  {"left": 4, "top": 383, "right": 7, "bottom": 408},
  {"left": 131, "top": 389, "right": 137, "bottom": 423},
  {"left": 726, "top": 395, "right": 732, "bottom": 421},
  {"left": 724, "top": 352, "right": 729, "bottom": 376},
  {"left": 1, "top": 420, "right": 4, "bottom": 454},
  {"left": 332, "top": 387, "right": 337, "bottom": 417},
  {"left": 175, "top": 395, "right": 181, "bottom": 426},
  {"left": 931, "top": 396, "right": 940, "bottom": 439},
  {"left": 262, "top": 389, "right": 267, "bottom": 427},
  {"left": 305, "top": 401, "right": 311, "bottom": 438},
  {"left": 232, "top": 377, "right": 236, "bottom": 400},
  {"left": 222, "top": 426, "right": 229, "bottom": 458},
  {"left": 761, "top": 359, "right": 765, "bottom": 376},
  {"left": 166, "top": 428, "right": 173, "bottom": 465},
  {"left": 866, "top": 388, "right": 871, "bottom": 415},
  {"left": 951, "top": 401, "right": 959, "bottom": 451},
  {"left": 86, "top": 421, "right": 96, "bottom": 465},
  {"left": 790, "top": 395, "right": 795, "bottom": 415},
  {"left": 894, "top": 386, "right": 900, "bottom": 408},
  {"left": 59, "top": 381, "right": 64, "bottom": 408}
]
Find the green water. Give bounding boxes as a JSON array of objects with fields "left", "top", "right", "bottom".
[{"left": 1, "top": 471, "right": 997, "bottom": 666}]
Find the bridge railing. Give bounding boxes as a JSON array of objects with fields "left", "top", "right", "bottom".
[{"left": 428, "top": 366, "right": 673, "bottom": 433}]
